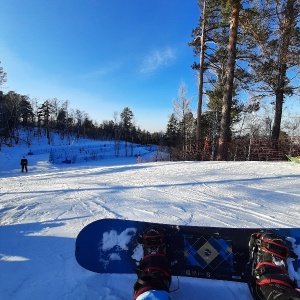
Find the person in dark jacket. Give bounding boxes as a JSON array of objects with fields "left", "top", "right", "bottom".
[{"left": 21, "top": 156, "right": 28, "bottom": 172}]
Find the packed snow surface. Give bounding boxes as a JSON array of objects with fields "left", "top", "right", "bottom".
[{"left": 1, "top": 140, "right": 300, "bottom": 299}]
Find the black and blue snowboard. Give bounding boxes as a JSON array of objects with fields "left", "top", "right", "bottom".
[{"left": 75, "top": 219, "right": 300, "bottom": 285}]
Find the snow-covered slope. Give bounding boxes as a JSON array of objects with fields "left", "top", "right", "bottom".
[{"left": 1, "top": 140, "right": 300, "bottom": 299}]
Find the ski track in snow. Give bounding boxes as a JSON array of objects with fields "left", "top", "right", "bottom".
[{"left": 1, "top": 154, "right": 300, "bottom": 299}]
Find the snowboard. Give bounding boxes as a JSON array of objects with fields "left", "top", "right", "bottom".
[{"left": 75, "top": 219, "right": 300, "bottom": 284}]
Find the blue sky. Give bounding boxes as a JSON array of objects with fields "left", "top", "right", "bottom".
[{"left": 0, "top": 0, "right": 200, "bottom": 132}]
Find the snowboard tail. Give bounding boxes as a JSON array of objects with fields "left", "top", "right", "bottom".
[{"left": 75, "top": 219, "right": 300, "bottom": 284}]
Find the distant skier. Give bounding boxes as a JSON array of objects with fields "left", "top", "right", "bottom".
[
  {"left": 133, "top": 227, "right": 300, "bottom": 300},
  {"left": 21, "top": 156, "right": 28, "bottom": 172}
]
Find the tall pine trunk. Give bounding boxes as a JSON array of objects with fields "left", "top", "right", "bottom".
[
  {"left": 271, "top": 0, "right": 295, "bottom": 140},
  {"left": 217, "top": 0, "right": 240, "bottom": 160},
  {"left": 271, "top": 65, "right": 286, "bottom": 140},
  {"left": 196, "top": 0, "right": 207, "bottom": 143}
]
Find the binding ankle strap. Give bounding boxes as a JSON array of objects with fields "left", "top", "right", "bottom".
[
  {"left": 257, "top": 278, "right": 293, "bottom": 288},
  {"left": 255, "top": 262, "right": 288, "bottom": 275},
  {"left": 138, "top": 254, "right": 171, "bottom": 280},
  {"left": 260, "top": 238, "right": 289, "bottom": 259},
  {"left": 142, "top": 233, "right": 165, "bottom": 248}
]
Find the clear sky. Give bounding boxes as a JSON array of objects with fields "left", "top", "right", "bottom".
[{"left": 0, "top": 0, "right": 200, "bottom": 132}]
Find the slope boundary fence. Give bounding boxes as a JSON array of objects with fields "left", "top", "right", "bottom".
[{"left": 182, "top": 137, "right": 300, "bottom": 161}]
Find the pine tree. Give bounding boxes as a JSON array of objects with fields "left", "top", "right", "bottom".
[
  {"left": 244, "top": 0, "right": 300, "bottom": 140},
  {"left": 38, "top": 100, "right": 54, "bottom": 144},
  {"left": 190, "top": 0, "right": 224, "bottom": 142},
  {"left": 190, "top": 0, "right": 248, "bottom": 160},
  {"left": 217, "top": 0, "right": 241, "bottom": 160},
  {"left": 166, "top": 113, "right": 180, "bottom": 147},
  {"left": 19, "top": 96, "right": 34, "bottom": 129},
  {"left": 120, "top": 107, "right": 134, "bottom": 156}
]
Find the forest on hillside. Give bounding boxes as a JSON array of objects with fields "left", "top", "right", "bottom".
[{"left": 0, "top": 0, "right": 299, "bottom": 161}]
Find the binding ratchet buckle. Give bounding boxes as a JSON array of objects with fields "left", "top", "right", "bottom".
[{"left": 260, "top": 238, "right": 289, "bottom": 259}]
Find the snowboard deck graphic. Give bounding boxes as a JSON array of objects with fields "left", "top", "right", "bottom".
[{"left": 75, "top": 219, "right": 300, "bottom": 284}]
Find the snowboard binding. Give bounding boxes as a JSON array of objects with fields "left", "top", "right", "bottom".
[
  {"left": 248, "top": 231, "right": 300, "bottom": 300},
  {"left": 134, "top": 225, "right": 171, "bottom": 299}
]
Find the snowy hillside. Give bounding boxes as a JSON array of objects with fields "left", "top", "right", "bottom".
[{"left": 0, "top": 137, "right": 300, "bottom": 299}]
